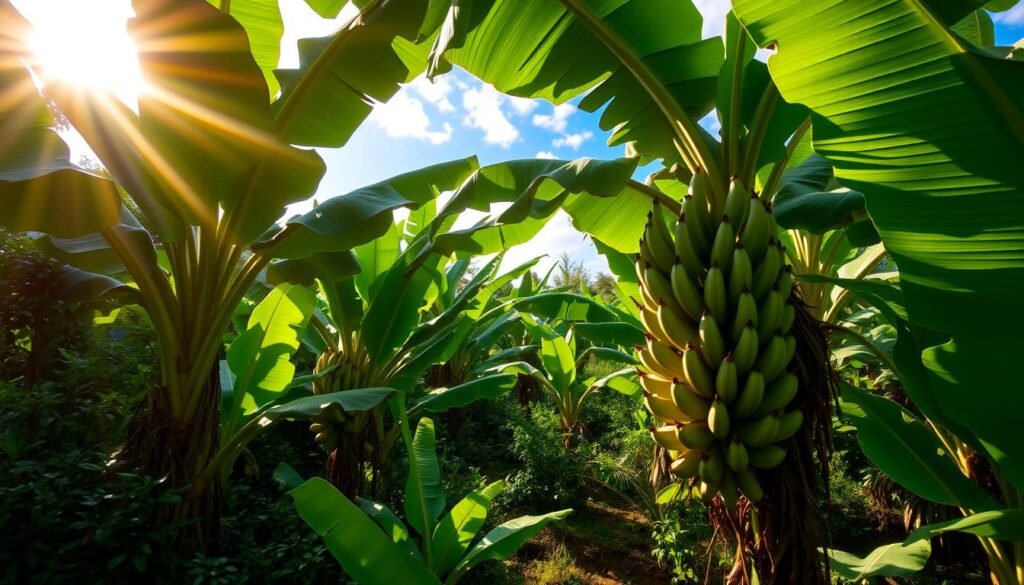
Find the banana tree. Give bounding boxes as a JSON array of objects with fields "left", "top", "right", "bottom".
[
  {"left": 0, "top": 0, "right": 489, "bottom": 547},
  {"left": 289, "top": 415, "right": 571, "bottom": 585},
  {"left": 412, "top": 4, "right": 847, "bottom": 581},
  {"left": 490, "top": 315, "right": 639, "bottom": 445}
]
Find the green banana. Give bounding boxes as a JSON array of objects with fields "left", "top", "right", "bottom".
[
  {"left": 735, "top": 414, "right": 779, "bottom": 447},
  {"left": 699, "top": 480, "right": 719, "bottom": 503},
  {"left": 704, "top": 264, "right": 728, "bottom": 321},
  {"left": 736, "top": 468, "right": 764, "bottom": 502},
  {"left": 645, "top": 206, "right": 676, "bottom": 273},
  {"left": 676, "top": 210, "right": 709, "bottom": 260},
  {"left": 639, "top": 304, "right": 671, "bottom": 345},
  {"left": 751, "top": 239, "right": 780, "bottom": 300},
  {"left": 733, "top": 370, "right": 765, "bottom": 418},
  {"left": 740, "top": 196, "right": 769, "bottom": 261},
  {"left": 646, "top": 337, "right": 687, "bottom": 380},
  {"left": 674, "top": 216, "right": 706, "bottom": 280},
  {"left": 678, "top": 421, "right": 716, "bottom": 450},
  {"left": 720, "top": 471, "right": 739, "bottom": 509},
  {"left": 726, "top": 437, "right": 750, "bottom": 472},
  {"left": 777, "top": 266, "right": 794, "bottom": 300},
  {"left": 646, "top": 266, "right": 686, "bottom": 317},
  {"left": 755, "top": 373, "right": 798, "bottom": 417},
  {"left": 699, "top": 448, "right": 725, "bottom": 484},
  {"left": 779, "top": 303, "right": 795, "bottom": 334},
  {"left": 732, "top": 323, "right": 759, "bottom": 375},
  {"left": 732, "top": 289, "right": 758, "bottom": 340},
  {"left": 724, "top": 178, "right": 750, "bottom": 226},
  {"left": 671, "top": 449, "right": 703, "bottom": 478},
  {"left": 755, "top": 335, "right": 787, "bottom": 383},
  {"left": 670, "top": 264, "right": 705, "bottom": 321},
  {"left": 774, "top": 410, "right": 804, "bottom": 441},
  {"left": 672, "top": 382, "right": 713, "bottom": 419},
  {"left": 709, "top": 216, "right": 735, "bottom": 271},
  {"left": 708, "top": 398, "right": 731, "bottom": 438},
  {"left": 757, "top": 288, "right": 783, "bottom": 344},
  {"left": 715, "top": 355, "right": 738, "bottom": 404},
  {"left": 682, "top": 345, "right": 715, "bottom": 398},
  {"left": 686, "top": 170, "right": 713, "bottom": 236},
  {"left": 729, "top": 245, "right": 752, "bottom": 304},
  {"left": 748, "top": 445, "right": 787, "bottom": 469},
  {"left": 658, "top": 303, "right": 700, "bottom": 349},
  {"left": 699, "top": 309, "right": 726, "bottom": 366}
]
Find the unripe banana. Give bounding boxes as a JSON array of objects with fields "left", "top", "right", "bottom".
[
  {"left": 783, "top": 334, "right": 797, "bottom": 368},
  {"left": 751, "top": 239, "right": 780, "bottom": 301},
  {"left": 733, "top": 370, "right": 765, "bottom": 418},
  {"left": 720, "top": 470, "right": 739, "bottom": 509},
  {"left": 779, "top": 302, "right": 795, "bottom": 334},
  {"left": 636, "top": 259, "right": 660, "bottom": 311},
  {"left": 699, "top": 448, "right": 725, "bottom": 484},
  {"left": 748, "top": 445, "right": 787, "bottom": 469},
  {"left": 646, "top": 266, "right": 686, "bottom": 317},
  {"left": 699, "top": 480, "right": 719, "bottom": 503},
  {"left": 638, "top": 304, "right": 670, "bottom": 345},
  {"left": 671, "top": 448, "right": 703, "bottom": 478},
  {"left": 741, "top": 196, "right": 769, "bottom": 261},
  {"left": 736, "top": 468, "right": 764, "bottom": 502},
  {"left": 638, "top": 238, "right": 659, "bottom": 270},
  {"left": 777, "top": 266, "right": 794, "bottom": 300},
  {"left": 682, "top": 345, "right": 715, "bottom": 398},
  {"left": 639, "top": 372, "right": 674, "bottom": 399},
  {"left": 658, "top": 303, "right": 700, "bottom": 349},
  {"left": 726, "top": 437, "right": 750, "bottom": 472},
  {"left": 670, "top": 264, "right": 705, "bottom": 322},
  {"left": 672, "top": 382, "right": 713, "bottom": 419},
  {"left": 676, "top": 211, "right": 709, "bottom": 261},
  {"left": 715, "top": 355, "right": 738, "bottom": 404},
  {"left": 645, "top": 206, "right": 676, "bottom": 273},
  {"left": 755, "top": 373, "right": 798, "bottom": 417},
  {"left": 724, "top": 178, "right": 750, "bottom": 228},
  {"left": 644, "top": 337, "right": 687, "bottom": 380},
  {"left": 757, "top": 288, "right": 783, "bottom": 344},
  {"left": 729, "top": 245, "right": 752, "bottom": 305},
  {"left": 699, "top": 309, "right": 726, "bottom": 366},
  {"left": 678, "top": 421, "right": 716, "bottom": 450},
  {"left": 703, "top": 264, "right": 728, "bottom": 322},
  {"left": 673, "top": 216, "right": 706, "bottom": 280},
  {"left": 644, "top": 390, "right": 689, "bottom": 423},
  {"left": 732, "top": 324, "right": 759, "bottom": 375},
  {"left": 755, "top": 335, "right": 787, "bottom": 382},
  {"left": 709, "top": 216, "right": 735, "bottom": 272},
  {"left": 736, "top": 414, "right": 779, "bottom": 447},
  {"left": 708, "top": 398, "right": 731, "bottom": 438},
  {"left": 774, "top": 410, "right": 804, "bottom": 442},
  {"left": 651, "top": 425, "right": 686, "bottom": 452},
  {"left": 686, "top": 170, "right": 714, "bottom": 236},
  {"left": 732, "top": 290, "right": 758, "bottom": 341}
]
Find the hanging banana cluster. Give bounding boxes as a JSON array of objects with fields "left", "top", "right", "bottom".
[
  {"left": 308, "top": 350, "right": 369, "bottom": 453},
  {"left": 636, "top": 171, "right": 803, "bottom": 509}
]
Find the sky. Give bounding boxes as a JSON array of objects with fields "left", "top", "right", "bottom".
[{"left": 15, "top": 0, "right": 1024, "bottom": 280}]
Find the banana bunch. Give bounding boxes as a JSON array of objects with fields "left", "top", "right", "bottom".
[
  {"left": 638, "top": 171, "right": 802, "bottom": 508},
  {"left": 308, "top": 350, "right": 368, "bottom": 453}
]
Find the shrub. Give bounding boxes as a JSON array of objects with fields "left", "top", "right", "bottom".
[{"left": 503, "top": 404, "right": 585, "bottom": 511}]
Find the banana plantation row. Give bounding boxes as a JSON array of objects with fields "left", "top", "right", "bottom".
[{"left": 1, "top": 0, "right": 1022, "bottom": 583}]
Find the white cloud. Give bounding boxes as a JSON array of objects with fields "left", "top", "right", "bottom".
[
  {"left": 994, "top": 2, "right": 1024, "bottom": 25},
  {"left": 507, "top": 95, "right": 541, "bottom": 116},
  {"left": 532, "top": 103, "right": 576, "bottom": 132},
  {"left": 408, "top": 75, "right": 455, "bottom": 112},
  {"left": 535, "top": 150, "right": 558, "bottom": 159},
  {"left": 370, "top": 92, "right": 453, "bottom": 144},
  {"left": 692, "top": 0, "right": 730, "bottom": 39},
  {"left": 552, "top": 131, "right": 593, "bottom": 150},
  {"left": 462, "top": 83, "right": 522, "bottom": 148}
]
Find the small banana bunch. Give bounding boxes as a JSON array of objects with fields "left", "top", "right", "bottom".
[
  {"left": 309, "top": 350, "right": 367, "bottom": 453},
  {"left": 637, "top": 171, "right": 802, "bottom": 509}
]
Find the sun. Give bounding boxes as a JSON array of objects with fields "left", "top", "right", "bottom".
[{"left": 18, "top": 0, "right": 145, "bottom": 106}]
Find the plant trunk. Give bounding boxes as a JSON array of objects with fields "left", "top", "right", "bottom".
[
  {"left": 120, "top": 363, "right": 223, "bottom": 552},
  {"left": 325, "top": 411, "right": 381, "bottom": 498}
]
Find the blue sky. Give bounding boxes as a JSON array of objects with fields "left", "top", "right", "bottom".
[{"left": 18, "top": 0, "right": 1024, "bottom": 279}]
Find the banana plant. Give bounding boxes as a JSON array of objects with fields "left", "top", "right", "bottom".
[
  {"left": 0, "top": 0, "right": 489, "bottom": 547},
  {"left": 489, "top": 315, "right": 639, "bottom": 446},
  {"left": 288, "top": 415, "right": 571, "bottom": 585}
]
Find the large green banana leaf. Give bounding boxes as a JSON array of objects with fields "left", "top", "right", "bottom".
[
  {"left": 405, "top": 417, "right": 446, "bottom": 538},
  {"left": 430, "top": 480, "right": 505, "bottom": 577},
  {"left": 733, "top": 0, "right": 1024, "bottom": 488},
  {"left": 208, "top": 0, "right": 283, "bottom": 96}
]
